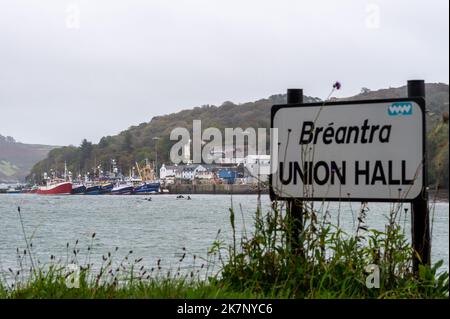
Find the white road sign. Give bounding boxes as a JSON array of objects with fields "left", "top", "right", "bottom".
[{"left": 270, "top": 98, "right": 425, "bottom": 201}]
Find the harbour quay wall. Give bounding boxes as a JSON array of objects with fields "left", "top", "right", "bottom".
[{"left": 166, "top": 184, "right": 269, "bottom": 195}]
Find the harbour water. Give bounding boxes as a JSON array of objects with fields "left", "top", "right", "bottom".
[{"left": 0, "top": 194, "right": 448, "bottom": 277}]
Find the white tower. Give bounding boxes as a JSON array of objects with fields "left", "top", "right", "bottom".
[{"left": 183, "top": 139, "right": 191, "bottom": 164}]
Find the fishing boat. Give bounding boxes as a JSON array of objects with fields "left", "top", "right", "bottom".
[
  {"left": 99, "top": 183, "right": 114, "bottom": 194},
  {"left": 71, "top": 184, "right": 87, "bottom": 194},
  {"left": 133, "top": 160, "right": 161, "bottom": 194},
  {"left": 27, "top": 185, "right": 39, "bottom": 194},
  {"left": 6, "top": 187, "right": 22, "bottom": 194},
  {"left": 84, "top": 185, "right": 101, "bottom": 195},
  {"left": 37, "top": 179, "right": 72, "bottom": 195},
  {"left": 37, "top": 164, "right": 72, "bottom": 195},
  {"left": 84, "top": 183, "right": 113, "bottom": 195},
  {"left": 134, "top": 182, "right": 160, "bottom": 194},
  {"left": 111, "top": 183, "right": 135, "bottom": 195}
]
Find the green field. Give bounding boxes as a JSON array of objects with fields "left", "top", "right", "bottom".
[{"left": 0, "top": 160, "right": 19, "bottom": 177}]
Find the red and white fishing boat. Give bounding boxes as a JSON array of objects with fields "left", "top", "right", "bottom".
[
  {"left": 37, "top": 163, "right": 72, "bottom": 195},
  {"left": 37, "top": 179, "right": 72, "bottom": 195}
]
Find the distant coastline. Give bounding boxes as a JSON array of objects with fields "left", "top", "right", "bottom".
[{"left": 1, "top": 183, "right": 447, "bottom": 202}]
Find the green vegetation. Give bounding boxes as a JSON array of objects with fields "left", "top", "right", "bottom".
[
  {"left": 218, "top": 202, "right": 448, "bottom": 298},
  {"left": 1, "top": 202, "right": 448, "bottom": 299},
  {"left": 0, "top": 160, "right": 19, "bottom": 177},
  {"left": 428, "top": 121, "right": 449, "bottom": 189},
  {"left": 28, "top": 83, "right": 449, "bottom": 188},
  {"left": 0, "top": 134, "right": 56, "bottom": 182}
]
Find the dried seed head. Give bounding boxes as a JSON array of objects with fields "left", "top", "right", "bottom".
[{"left": 333, "top": 81, "right": 342, "bottom": 90}]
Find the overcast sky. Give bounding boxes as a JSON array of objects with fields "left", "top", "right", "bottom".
[{"left": 0, "top": 0, "right": 448, "bottom": 146}]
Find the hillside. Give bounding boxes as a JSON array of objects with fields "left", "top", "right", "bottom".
[
  {"left": 341, "top": 83, "right": 449, "bottom": 128},
  {"left": 0, "top": 135, "right": 57, "bottom": 182},
  {"left": 29, "top": 83, "right": 449, "bottom": 188}
]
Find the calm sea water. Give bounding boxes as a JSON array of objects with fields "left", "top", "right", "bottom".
[{"left": 0, "top": 194, "right": 448, "bottom": 277}]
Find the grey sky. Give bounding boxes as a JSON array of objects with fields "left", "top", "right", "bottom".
[{"left": 0, "top": 0, "right": 448, "bottom": 146}]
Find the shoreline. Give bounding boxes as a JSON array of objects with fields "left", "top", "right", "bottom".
[
  {"left": 429, "top": 189, "right": 449, "bottom": 203},
  {"left": 1, "top": 190, "right": 448, "bottom": 203}
]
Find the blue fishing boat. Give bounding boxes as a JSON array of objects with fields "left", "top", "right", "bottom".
[
  {"left": 134, "top": 182, "right": 160, "bottom": 194},
  {"left": 84, "top": 185, "right": 101, "bottom": 195},
  {"left": 111, "top": 184, "right": 135, "bottom": 195},
  {"left": 99, "top": 183, "right": 113, "bottom": 194},
  {"left": 71, "top": 185, "right": 86, "bottom": 194},
  {"left": 133, "top": 160, "right": 161, "bottom": 195},
  {"left": 84, "top": 183, "right": 113, "bottom": 195}
]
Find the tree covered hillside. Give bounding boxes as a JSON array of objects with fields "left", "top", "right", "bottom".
[{"left": 29, "top": 83, "right": 449, "bottom": 188}]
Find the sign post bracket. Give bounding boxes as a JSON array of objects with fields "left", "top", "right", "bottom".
[
  {"left": 408, "top": 79, "right": 431, "bottom": 272},
  {"left": 286, "top": 89, "right": 304, "bottom": 254}
]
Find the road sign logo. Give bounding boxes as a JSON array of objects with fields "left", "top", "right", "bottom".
[{"left": 388, "top": 102, "right": 413, "bottom": 116}]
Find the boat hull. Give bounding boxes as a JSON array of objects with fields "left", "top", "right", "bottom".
[
  {"left": 111, "top": 186, "right": 135, "bottom": 195},
  {"left": 6, "top": 190, "right": 21, "bottom": 194},
  {"left": 37, "top": 182, "right": 72, "bottom": 195},
  {"left": 99, "top": 183, "right": 113, "bottom": 194},
  {"left": 84, "top": 183, "right": 114, "bottom": 195},
  {"left": 134, "top": 182, "right": 160, "bottom": 195},
  {"left": 84, "top": 186, "right": 101, "bottom": 195},
  {"left": 71, "top": 185, "right": 87, "bottom": 194}
]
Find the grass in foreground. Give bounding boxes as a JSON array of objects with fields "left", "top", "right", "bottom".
[{"left": 0, "top": 201, "right": 448, "bottom": 299}]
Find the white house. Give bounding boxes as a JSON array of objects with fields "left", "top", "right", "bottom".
[
  {"left": 160, "top": 164, "right": 177, "bottom": 180},
  {"left": 244, "top": 155, "right": 271, "bottom": 184},
  {"left": 195, "top": 170, "right": 214, "bottom": 180},
  {"left": 181, "top": 165, "right": 196, "bottom": 180}
]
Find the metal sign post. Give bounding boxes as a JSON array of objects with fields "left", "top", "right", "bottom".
[
  {"left": 407, "top": 80, "right": 430, "bottom": 272},
  {"left": 286, "top": 89, "right": 304, "bottom": 253}
]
